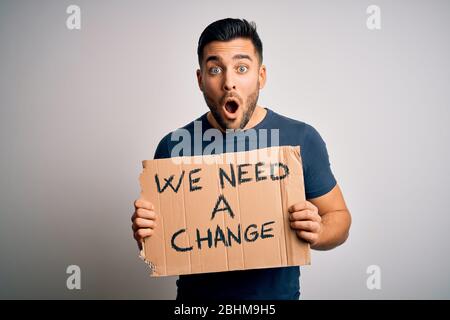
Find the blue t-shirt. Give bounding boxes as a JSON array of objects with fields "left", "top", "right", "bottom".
[{"left": 153, "top": 108, "right": 337, "bottom": 300}]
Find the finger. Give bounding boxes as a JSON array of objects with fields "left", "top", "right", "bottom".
[
  {"left": 289, "top": 210, "right": 321, "bottom": 222},
  {"left": 135, "top": 208, "right": 157, "bottom": 220},
  {"left": 289, "top": 201, "right": 318, "bottom": 214},
  {"left": 134, "top": 217, "right": 156, "bottom": 229},
  {"left": 134, "top": 199, "right": 154, "bottom": 211},
  {"left": 288, "top": 201, "right": 308, "bottom": 213},
  {"left": 134, "top": 228, "right": 154, "bottom": 241},
  {"left": 289, "top": 209, "right": 312, "bottom": 221},
  {"left": 296, "top": 230, "right": 318, "bottom": 244},
  {"left": 290, "top": 220, "right": 320, "bottom": 232},
  {"left": 305, "top": 201, "right": 318, "bottom": 210}
]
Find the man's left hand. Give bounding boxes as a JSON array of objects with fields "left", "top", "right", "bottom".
[{"left": 288, "top": 200, "right": 322, "bottom": 246}]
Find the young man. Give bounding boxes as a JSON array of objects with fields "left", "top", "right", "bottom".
[{"left": 131, "top": 18, "right": 351, "bottom": 300}]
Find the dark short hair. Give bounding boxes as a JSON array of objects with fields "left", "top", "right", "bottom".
[{"left": 197, "top": 18, "right": 263, "bottom": 68}]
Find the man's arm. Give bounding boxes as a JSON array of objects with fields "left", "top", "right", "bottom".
[{"left": 289, "top": 184, "right": 351, "bottom": 251}]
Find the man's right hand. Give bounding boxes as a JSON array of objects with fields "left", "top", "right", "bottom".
[{"left": 131, "top": 198, "right": 157, "bottom": 250}]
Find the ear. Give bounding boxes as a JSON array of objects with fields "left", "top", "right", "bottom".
[
  {"left": 258, "top": 64, "right": 267, "bottom": 89},
  {"left": 196, "top": 69, "right": 203, "bottom": 92}
]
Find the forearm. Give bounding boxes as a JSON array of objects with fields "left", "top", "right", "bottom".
[{"left": 311, "top": 209, "right": 351, "bottom": 251}]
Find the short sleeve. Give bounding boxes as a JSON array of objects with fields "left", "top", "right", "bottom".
[{"left": 302, "top": 124, "right": 337, "bottom": 199}]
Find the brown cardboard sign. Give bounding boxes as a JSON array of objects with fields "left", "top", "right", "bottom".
[{"left": 139, "top": 145, "right": 310, "bottom": 277}]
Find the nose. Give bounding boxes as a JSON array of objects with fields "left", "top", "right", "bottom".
[{"left": 222, "top": 69, "right": 236, "bottom": 91}]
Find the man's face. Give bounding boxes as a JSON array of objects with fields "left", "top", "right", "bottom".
[{"left": 197, "top": 38, "right": 266, "bottom": 130}]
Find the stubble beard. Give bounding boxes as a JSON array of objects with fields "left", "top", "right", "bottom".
[{"left": 203, "top": 81, "right": 260, "bottom": 131}]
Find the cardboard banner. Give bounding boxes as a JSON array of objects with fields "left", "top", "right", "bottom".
[{"left": 139, "top": 145, "right": 310, "bottom": 277}]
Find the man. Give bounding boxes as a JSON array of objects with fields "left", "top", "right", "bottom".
[{"left": 131, "top": 18, "right": 351, "bottom": 300}]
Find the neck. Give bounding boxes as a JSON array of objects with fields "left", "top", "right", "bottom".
[{"left": 206, "top": 105, "right": 267, "bottom": 132}]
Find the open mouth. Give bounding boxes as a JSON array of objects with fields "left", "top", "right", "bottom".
[{"left": 224, "top": 100, "right": 239, "bottom": 114}]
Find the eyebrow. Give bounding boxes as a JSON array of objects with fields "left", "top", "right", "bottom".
[{"left": 205, "top": 54, "right": 253, "bottom": 64}]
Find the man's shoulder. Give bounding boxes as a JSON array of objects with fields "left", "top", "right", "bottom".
[
  {"left": 167, "top": 113, "right": 206, "bottom": 136},
  {"left": 153, "top": 113, "right": 207, "bottom": 159},
  {"left": 268, "top": 108, "right": 320, "bottom": 142}
]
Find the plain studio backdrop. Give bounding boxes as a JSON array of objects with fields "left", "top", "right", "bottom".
[{"left": 0, "top": 0, "right": 449, "bottom": 299}]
